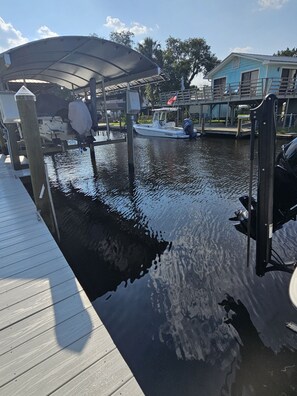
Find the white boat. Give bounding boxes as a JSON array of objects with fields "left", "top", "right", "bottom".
[
  {"left": 37, "top": 100, "right": 93, "bottom": 144},
  {"left": 38, "top": 116, "right": 75, "bottom": 143},
  {"left": 133, "top": 107, "right": 199, "bottom": 139}
]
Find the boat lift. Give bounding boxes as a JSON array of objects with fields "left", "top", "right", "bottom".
[{"left": 230, "top": 94, "right": 297, "bottom": 327}]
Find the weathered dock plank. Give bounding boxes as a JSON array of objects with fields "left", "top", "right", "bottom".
[
  {"left": 51, "top": 348, "right": 135, "bottom": 396},
  {"left": 0, "top": 255, "right": 65, "bottom": 292},
  {"left": 0, "top": 249, "right": 63, "bottom": 278},
  {"left": 0, "top": 290, "right": 92, "bottom": 356},
  {"left": 0, "top": 155, "right": 143, "bottom": 395}
]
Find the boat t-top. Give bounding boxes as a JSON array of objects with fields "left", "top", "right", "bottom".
[{"left": 133, "top": 107, "right": 199, "bottom": 139}]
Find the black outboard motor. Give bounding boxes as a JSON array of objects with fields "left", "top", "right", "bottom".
[
  {"left": 183, "top": 118, "right": 196, "bottom": 138},
  {"left": 273, "top": 138, "right": 297, "bottom": 230},
  {"left": 231, "top": 137, "right": 297, "bottom": 239}
]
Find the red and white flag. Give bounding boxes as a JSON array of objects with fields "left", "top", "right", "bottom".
[{"left": 167, "top": 95, "right": 177, "bottom": 105}]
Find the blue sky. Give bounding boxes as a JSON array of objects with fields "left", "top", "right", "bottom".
[{"left": 0, "top": 0, "right": 296, "bottom": 84}]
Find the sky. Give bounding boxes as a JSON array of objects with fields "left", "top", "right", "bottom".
[{"left": 0, "top": 0, "right": 296, "bottom": 85}]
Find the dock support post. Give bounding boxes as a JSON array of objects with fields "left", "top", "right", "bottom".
[
  {"left": 225, "top": 103, "right": 230, "bottom": 126},
  {"left": 89, "top": 78, "right": 98, "bottom": 131},
  {"left": 0, "top": 124, "right": 8, "bottom": 155},
  {"left": 101, "top": 78, "right": 110, "bottom": 139},
  {"left": 283, "top": 98, "right": 289, "bottom": 128},
  {"left": 15, "top": 86, "right": 59, "bottom": 241},
  {"left": 89, "top": 142, "right": 96, "bottom": 163},
  {"left": 6, "top": 123, "right": 21, "bottom": 170},
  {"left": 126, "top": 113, "right": 134, "bottom": 173},
  {"left": 237, "top": 118, "right": 242, "bottom": 138},
  {"left": 201, "top": 116, "right": 205, "bottom": 135}
]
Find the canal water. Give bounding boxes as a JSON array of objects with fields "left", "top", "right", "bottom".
[{"left": 46, "top": 133, "right": 297, "bottom": 396}]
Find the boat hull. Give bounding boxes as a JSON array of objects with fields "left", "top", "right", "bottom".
[{"left": 134, "top": 124, "right": 197, "bottom": 139}]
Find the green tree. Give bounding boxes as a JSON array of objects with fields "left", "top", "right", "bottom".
[
  {"left": 136, "top": 37, "right": 163, "bottom": 108},
  {"left": 136, "top": 37, "right": 163, "bottom": 66},
  {"left": 109, "top": 31, "right": 134, "bottom": 48},
  {"left": 162, "top": 37, "right": 220, "bottom": 91},
  {"left": 274, "top": 47, "right": 297, "bottom": 57}
]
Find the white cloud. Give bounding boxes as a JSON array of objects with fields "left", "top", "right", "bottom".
[
  {"left": 0, "top": 17, "right": 28, "bottom": 52},
  {"left": 104, "top": 16, "right": 151, "bottom": 36},
  {"left": 258, "top": 0, "right": 289, "bottom": 9},
  {"left": 36, "top": 25, "right": 58, "bottom": 39},
  {"left": 130, "top": 22, "right": 150, "bottom": 35},
  {"left": 104, "top": 16, "right": 126, "bottom": 32},
  {"left": 230, "top": 46, "right": 253, "bottom": 53},
  {"left": 0, "top": 17, "right": 59, "bottom": 53}
]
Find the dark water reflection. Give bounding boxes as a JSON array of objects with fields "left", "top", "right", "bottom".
[{"left": 46, "top": 134, "right": 297, "bottom": 396}]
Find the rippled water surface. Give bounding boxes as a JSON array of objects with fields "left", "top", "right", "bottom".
[{"left": 46, "top": 133, "right": 297, "bottom": 396}]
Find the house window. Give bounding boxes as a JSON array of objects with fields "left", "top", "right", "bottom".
[
  {"left": 241, "top": 70, "right": 259, "bottom": 96},
  {"left": 279, "top": 68, "right": 297, "bottom": 94},
  {"left": 213, "top": 77, "right": 226, "bottom": 98}
]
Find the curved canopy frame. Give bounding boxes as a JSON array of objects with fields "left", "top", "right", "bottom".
[{"left": 0, "top": 36, "right": 165, "bottom": 94}]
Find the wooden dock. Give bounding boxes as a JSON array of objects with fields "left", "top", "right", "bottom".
[{"left": 0, "top": 154, "right": 143, "bottom": 396}]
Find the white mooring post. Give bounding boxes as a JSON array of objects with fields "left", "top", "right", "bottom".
[{"left": 15, "top": 86, "right": 60, "bottom": 241}]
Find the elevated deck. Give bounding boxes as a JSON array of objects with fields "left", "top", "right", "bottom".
[
  {"left": 159, "top": 77, "right": 297, "bottom": 107},
  {"left": 0, "top": 155, "right": 143, "bottom": 396}
]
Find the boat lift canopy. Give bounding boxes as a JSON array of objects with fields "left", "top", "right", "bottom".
[{"left": 0, "top": 36, "right": 165, "bottom": 94}]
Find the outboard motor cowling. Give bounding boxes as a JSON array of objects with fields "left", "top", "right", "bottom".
[
  {"left": 183, "top": 118, "right": 196, "bottom": 138},
  {"left": 230, "top": 137, "right": 297, "bottom": 238},
  {"left": 274, "top": 137, "right": 297, "bottom": 229}
]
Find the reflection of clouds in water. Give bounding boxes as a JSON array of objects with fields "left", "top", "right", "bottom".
[
  {"left": 150, "top": 245, "right": 241, "bottom": 368},
  {"left": 149, "top": 215, "right": 297, "bottom": 367}
]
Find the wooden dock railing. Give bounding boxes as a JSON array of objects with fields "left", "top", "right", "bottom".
[{"left": 159, "top": 77, "right": 297, "bottom": 106}]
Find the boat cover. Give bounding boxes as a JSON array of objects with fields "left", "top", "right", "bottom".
[{"left": 68, "top": 100, "right": 92, "bottom": 136}]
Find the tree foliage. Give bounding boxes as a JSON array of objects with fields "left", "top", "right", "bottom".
[
  {"left": 136, "top": 37, "right": 163, "bottom": 66},
  {"left": 274, "top": 47, "right": 297, "bottom": 57},
  {"left": 109, "top": 31, "right": 134, "bottom": 48},
  {"left": 162, "top": 37, "right": 220, "bottom": 91},
  {"left": 136, "top": 37, "right": 163, "bottom": 107}
]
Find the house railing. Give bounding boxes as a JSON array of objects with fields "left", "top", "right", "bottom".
[{"left": 159, "top": 77, "right": 297, "bottom": 106}]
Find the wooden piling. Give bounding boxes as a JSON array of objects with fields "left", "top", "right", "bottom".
[
  {"left": 0, "top": 125, "right": 8, "bottom": 155},
  {"left": 6, "top": 123, "right": 21, "bottom": 170},
  {"left": 237, "top": 118, "right": 242, "bottom": 138},
  {"left": 201, "top": 117, "right": 205, "bottom": 135},
  {"left": 89, "top": 78, "right": 97, "bottom": 130},
  {"left": 15, "top": 86, "right": 59, "bottom": 240},
  {"left": 126, "top": 114, "right": 134, "bottom": 173}
]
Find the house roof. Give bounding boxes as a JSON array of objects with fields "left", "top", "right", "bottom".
[
  {"left": 206, "top": 52, "right": 297, "bottom": 79},
  {"left": 0, "top": 36, "right": 165, "bottom": 94}
]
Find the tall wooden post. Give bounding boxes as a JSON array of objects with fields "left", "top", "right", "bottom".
[
  {"left": 201, "top": 116, "right": 205, "bottom": 135},
  {"left": 126, "top": 88, "right": 140, "bottom": 174},
  {"left": 6, "top": 123, "right": 21, "bottom": 170},
  {"left": 101, "top": 78, "right": 110, "bottom": 139},
  {"left": 237, "top": 118, "right": 242, "bottom": 138},
  {"left": 89, "top": 77, "right": 97, "bottom": 130},
  {"left": 126, "top": 113, "right": 134, "bottom": 173},
  {"left": 15, "top": 86, "right": 59, "bottom": 240},
  {"left": 0, "top": 125, "right": 8, "bottom": 155}
]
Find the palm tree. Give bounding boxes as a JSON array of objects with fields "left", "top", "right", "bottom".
[
  {"left": 136, "top": 37, "right": 164, "bottom": 109},
  {"left": 136, "top": 37, "right": 163, "bottom": 67}
]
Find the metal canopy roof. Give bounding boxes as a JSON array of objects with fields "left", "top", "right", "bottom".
[{"left": 0, "top": 36, "right": 165, "bottom": 94}]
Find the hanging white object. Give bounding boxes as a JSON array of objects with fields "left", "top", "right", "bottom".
[
  {"left": 68, "top": 100, "right": 92, "bottom": 136},
  {"left": 289, "top": 268, "right": 297, "bottom": 309},
  {"left": 0, "top": 91, "right": 20, "bottom": 123}
]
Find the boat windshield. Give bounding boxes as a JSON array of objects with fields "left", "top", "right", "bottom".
[
  {"left": 152, "top": 108, "right": 178, "bottom": 125},
  {"left": 152, "top": 111, "right": 167, "bottom": 124}
]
